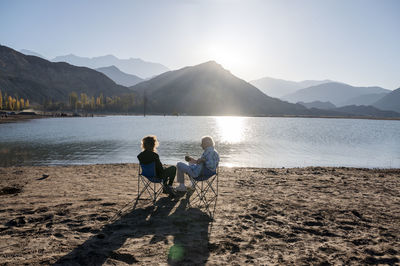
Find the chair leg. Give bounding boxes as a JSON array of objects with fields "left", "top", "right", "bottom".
[{"left": 187, "top": 175, "right": 219, "bottom": 220}]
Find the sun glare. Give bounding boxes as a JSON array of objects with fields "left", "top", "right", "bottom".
[
  {"left": 203, "top": 43, "right": 246, "bottom": 73},
  {"left": 215, "top": 116, "right": 246, "bottom": 143}
]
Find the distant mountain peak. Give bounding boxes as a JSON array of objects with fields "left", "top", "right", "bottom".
[
  {"left": 51, "top": 53, "right": 169, "bottom": 78},
  {"left": 199, "top": 60, "right": 220, "bottom": 67},
  {"left": 250, "top": 76, "right": 332, "bottom": 98},
  {"left": 129, "top": 60, "right": 309, "bottom": 116},
  {"left": 193, "top": 61, "right": 226, "bottom": 72},
  {"left": 282, "top": 82, "right": 390, "bottom": 106},
  {"left": 100, "top": 54, "right": 118, "bottom": 59},
  {"left": 95, "top": 65, "right": 143, "bottom": 87}
]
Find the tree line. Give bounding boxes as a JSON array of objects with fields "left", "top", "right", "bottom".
[
  {"left": 0, "top": 90, "right": 30, "bottom": 111},
  {"left": 1, "top": 90, "right": 142, "bottom": 113},
  {"left": 43, "top": 92, "right": 140, "bottom": 113}
]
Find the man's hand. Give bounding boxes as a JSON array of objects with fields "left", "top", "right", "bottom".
[{"left": 196, "top": 158, "right": 205, "bottom": 164}]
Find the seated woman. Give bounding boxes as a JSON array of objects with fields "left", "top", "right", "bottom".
[
  {"left": 175, "top": 136, "right": 220, "bottom": 192},
  {"left": 137, "top": 135, "right": 176, "bottom": 194}
]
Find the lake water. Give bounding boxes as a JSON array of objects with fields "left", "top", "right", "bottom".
[{"left": 0, "top": 116, "right": 399, "bottom": 168}]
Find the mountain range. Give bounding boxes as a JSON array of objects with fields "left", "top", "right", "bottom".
[
  {"left": 52, "top": 54, "right": 169, "bottom": 79},
  {"left": 0, "top": 45, "right": 129, "bottom": 103},
  {"left": 373, "top": 88, "right": 400, "bottom": 113},
  {"left": 281, "top": 82, "right": 391, "bottom": 106},
  {"left": 249, "top": 77, "right": 332, "bottom": 98},
  {"left": 2, "top": 45, "right": 399, "bottom": 117},
  {"left": 95, "top": 66, "right": 143, "bottom": 87},
  {"left": 340, "top": 93, "right": 388, "bottom": 106}
]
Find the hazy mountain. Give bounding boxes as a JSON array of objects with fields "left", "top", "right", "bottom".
[
  {"left": 95, "top": 66, "right": 143, "bottom": 87},
  {"left": 331, "top": 105, "right": 400, "bottom": 118},
  {"left": 52, "top": 54, "right": 169, "bottom": 79},
  {"left": 282, "top": 82, "right": 390, "bottom": 106},
  {"left": 19, "top": 49, "right": 46, "bottom": 59},
  {"left": 130, "top": 61, "right": 310, "bottom": 115},
  {"left": 298, "top": 80, "right": 333, "bottom": 88},
  {"left": 298, "top": 101, "right": 336, "bottom": 110},
  {"left": 0, "top": 45, "right": 130, "bottom": 103},
  {"left": 373, "top": 88, "right": 400, "bottom": 112},
  {"left": 249, "top": 76, "right": 331, "bottom": 98},
  {"left": 341, "top": 92, "right": 389, "bottom": 106}
]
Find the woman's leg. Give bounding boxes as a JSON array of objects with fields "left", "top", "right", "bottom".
[{"left": 162, "top": 166, "right": 176, "bottom": 186}]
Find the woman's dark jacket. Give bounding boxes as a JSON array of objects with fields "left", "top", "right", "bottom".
[{"left": 137, "top": 150, "right": 164, "bottom": 178}]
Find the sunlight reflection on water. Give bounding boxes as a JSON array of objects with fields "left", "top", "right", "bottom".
[{"left": 215, "top": 116, "right": 246, "bottom": 144}]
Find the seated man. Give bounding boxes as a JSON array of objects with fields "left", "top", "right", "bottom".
[
  {"left": 137, "top": 135, "right": 176, "bottom": 195},
  {"left": 175, "top": 136, "right": 220, "bottom": 192}
]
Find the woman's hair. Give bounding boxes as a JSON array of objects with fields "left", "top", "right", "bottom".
[
  {"left": 141, "top": 135, "right": 159, "bottom": 152},
  {"left": 201, "top": 136, "right": 215, "bottom": 147}
]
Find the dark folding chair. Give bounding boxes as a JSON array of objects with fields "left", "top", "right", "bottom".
[
  {"left": 137, "top": 162, "right": 164, "bottom": 204},
  {"left": 188, "top": 166, "right": 219, "bottom": 219}
]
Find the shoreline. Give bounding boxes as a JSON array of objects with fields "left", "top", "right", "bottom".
[
  {"left": 1, "top": 112, "right": 400, "bottom": 124},
  {"left": 1, "top": 163, "right": 399, "bottom": 170},
  {"left": 1, "top": 164, "right": 399, "bottom": 264}
]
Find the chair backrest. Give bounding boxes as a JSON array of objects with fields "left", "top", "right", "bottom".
[{"left": 140, "top": 162, "right": 157, "bottom": 179}]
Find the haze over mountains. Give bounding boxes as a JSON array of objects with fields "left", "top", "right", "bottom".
[
  {"left": 249, "top": 77, "right": 332, "bottom": 98},
  {"left": 1, "top": 45, "right": 129, "bottom": 103},
  {"left": 95, "top": 66, "right": 143, "bottom": 87},
  {"left": 52, "top": 54, "right": 169, "bottom": 79},
  {"left": 373, "top": 88, "right": 400, "bottom": 113},
  {"left": 281, "top": 82, "right": 391, "bottom": 106},
  {"left": 249, "top": 77, "right": 398, "bottom": 113},
  {"left": 19, "top": 49, "right": 47, "bottom": 59}
]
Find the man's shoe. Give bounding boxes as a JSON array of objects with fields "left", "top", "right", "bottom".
[{"left": 174, "top": 184, "right": 187, "bottom": 192}]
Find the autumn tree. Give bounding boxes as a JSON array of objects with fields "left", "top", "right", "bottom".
[
  {"left": 80, "top": 93, "right": 89, "bottom": 109},
  {"left": 69, "top": 92, "right": 78, "bottom": 110},
  {"left": 25, "top": 99, "right": 29, "bottom": 108},
  {"left": 12, "top": 98, "right": 17, "bottom": 111},
  {"left": 90, "top": 96, "right": 95, "bottom": 110},
  {"left": 20, "top": 98, "right": 24, "bottom": 110},
  {"left": 8, "top": 96, "right": 13, "bottom": 110}
]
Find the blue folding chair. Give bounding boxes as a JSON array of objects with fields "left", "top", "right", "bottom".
[
  {"left": 188, "top": 166, "right": 219, "bottom": 219},
  {"left": 137, "top": 162, "right": 164, "bottom": 204}
]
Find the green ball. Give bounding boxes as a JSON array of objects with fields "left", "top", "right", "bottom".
[{"left": 168, "top": 244, "right": 184, "bottom": 261}]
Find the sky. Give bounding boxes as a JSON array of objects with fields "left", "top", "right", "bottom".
[{"left": 0, "top": 0, "right": 399, "bottom": 89}]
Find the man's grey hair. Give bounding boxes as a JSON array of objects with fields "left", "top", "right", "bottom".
[{"left": 201, "top": 136, "right": 215, "bottom": 147}]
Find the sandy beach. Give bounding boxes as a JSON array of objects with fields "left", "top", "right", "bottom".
[{"left": 0, "top": 164, "right": 399, "bottom": 265}]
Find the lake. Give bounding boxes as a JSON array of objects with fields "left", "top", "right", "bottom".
[{"left": 0, "top": 116, "right": 399, "bottom": 168}]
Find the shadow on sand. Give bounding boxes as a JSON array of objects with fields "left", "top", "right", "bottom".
[{"left": 55, "top": 196, "right": 212, "bottom": 265}]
